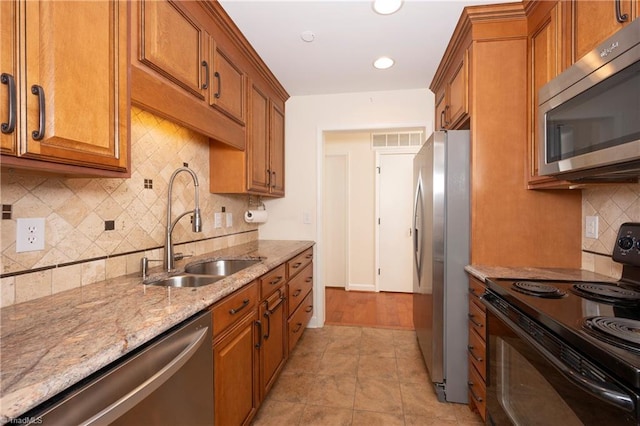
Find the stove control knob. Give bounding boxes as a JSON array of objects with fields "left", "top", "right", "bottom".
[{"left": 618, "top": 236, "right": 635, "bottom": 251}]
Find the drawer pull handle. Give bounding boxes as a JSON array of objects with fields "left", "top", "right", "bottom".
[
  {"left": 468, "top": 381, "right": 483, "bottom": 402},
  {"left": 468, "top": 314, "right": 483, "bottom": 328},
  {"left": 269, "top": 276, "right": 283, "bottom": 286},
  {"left": 305, "top": 277, "right": 312, "bottom": 283},
  {"left": 1, "top": 73, "right": 16, "bottom": 134},
  {"left": 292, "top": 262, "right": 302, "bottom": 269},
  {"left": 255, "top": 320, "right": 262, "bottom": 349},
  {"left": 305, "top": 253, "right": 313, "bottom": 259},
  {"left": 263, "top": 309, "right": 271, "bottom": 340},
  {"left": 229, "top": 299, "right": 250, "bottom": 315},
  {"left": 293, "top": 322, "right": 303, "bottom": 333},
  {"left": 31, "top": 85, "right": 45, "bottom": 140},
  {"left": 293, "top": 289, "right": 302, "bottom": 297},
  {"left": 305, "top": 305, "right": 313, "bottom": 313},
  {"left": 214, "top": 71, "right": 221, "bottom": 98},
  {"left": 468, "top": 345, "right": 483, "bottom": 362},
  {"left": 201, "top": 61, "right": 209, "bottom": 89},
  {"left": 615, "top": 0, "right": 629, "bottom": 23}
]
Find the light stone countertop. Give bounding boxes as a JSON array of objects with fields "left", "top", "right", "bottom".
[
  {"left": 0, "top": 239, "right": 314, "bottom": 423},
  {"left": 465, "top": 264, "right": 617, "bottom": 283}
]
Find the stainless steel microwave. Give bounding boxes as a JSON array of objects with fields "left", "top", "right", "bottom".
[{"left": 538, "top": 18, "right": 640, "bottom": 182}]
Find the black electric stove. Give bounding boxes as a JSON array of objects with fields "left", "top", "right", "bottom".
[{"left": 486, "top": 223, "right": 640, "bottom": 393}]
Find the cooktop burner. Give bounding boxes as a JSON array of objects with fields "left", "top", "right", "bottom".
[
  {"left": 571, "top": 283, "right": 640, "bottom": 305},
  {"left": 583, "top": 316, "right": 640, "bottom": 353},
  {"left": 512, "top": 281, "right": 566, "bottom": 298}
]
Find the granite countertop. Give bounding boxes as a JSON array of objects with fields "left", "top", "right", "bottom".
[
  {"left": 0, "top": 239, "right": 314, "bottom": 423},
  {"left": 465, "top": 264, "right": 617, "bottom": 283}
]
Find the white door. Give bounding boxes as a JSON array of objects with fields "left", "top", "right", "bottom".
[{"left": 377, "top": 152, "right": 415, "bottom": 293}]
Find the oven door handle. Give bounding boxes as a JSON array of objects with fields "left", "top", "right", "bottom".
[{"left": 482, "top": 298, "right": 636, "bottom": 414}]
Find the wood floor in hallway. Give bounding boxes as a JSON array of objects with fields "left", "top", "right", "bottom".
[{"left": 324, "top": 287, "right": 414, "bottom": 330}]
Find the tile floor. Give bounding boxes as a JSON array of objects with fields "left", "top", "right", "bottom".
[{"left": 251, "top": 325, "right": 484, "bottom": 425}]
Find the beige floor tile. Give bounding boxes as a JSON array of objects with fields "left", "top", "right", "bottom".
[
  {"left": 352, "top": 410, "right": 405, "bottom": 426},
  {"left": 396, "top": 354, "right": 429, "bottom": 384},
  {"left": 361, "top": 327, "right": 396, "bottom": 340},
  {"left": 305, "top": 374, "right": 357, "bottom": 409},
  {"left": 354, "top": 377, "right": 403, "bottom": 414},
  {"left": 359, "top": 336, "right": 397, "bottom": 358},
  {"left": 324, "top": 325, "right": 363, "bottom": 340},
  {"left": 299, "top": 405, "right": 353, "bottom": 426},
  {"left": 400, "top": 381, "right": 457, "bottom": 420},
  {"left": 268, "top": 372, "right": 314, "bottom": 404},
  {"left": 251, "top": 399, "right": 305, "bottom": 426},
  {"left": 325, "top": 337, "right": 361, "bottom": 355},
  {"left": 283, "top": 350, "right": 323, "bottom": 375},
  {"left": 394, "top": 338, "right": 423, "bottom": 360},
  {"left": 294, "top": 331, "right": 332, "bottom": 354},
  {"left": 392, "top": 329, "right": 417, "bottom": 344},
  {"left": 319, "top": 352, "right": 359, "bottom": 377},
  {"left": 404, "top": 414, "right": 458, "bottom": 425},
  {"left": 357, "top": 354, "right": 398, "bottom": 381}
]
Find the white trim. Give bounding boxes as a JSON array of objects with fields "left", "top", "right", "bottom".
[{"left": 348, "top": 282, "right": 376, "bottom": 292}]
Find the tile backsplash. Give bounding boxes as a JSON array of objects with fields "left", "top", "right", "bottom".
[
  {"left": 582, "top": 183, "right": 640, "bottom": 279},
  {"left": 1, "top": 107, "right": 257, "bottom": 307}
]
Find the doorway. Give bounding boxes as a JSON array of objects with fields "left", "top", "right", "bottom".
[{"left": 322, "top": 128, "right": 422, "bottom": 294}]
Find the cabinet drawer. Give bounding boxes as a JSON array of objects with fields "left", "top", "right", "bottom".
[
  {"left": 468, "top": 299, "right": 486, "bottom": 340},
  {"left": 468, "top": 276, "right": 486, "bottom": 300},
  {"left": 260, "top": 264, "right": 286, "bottom": 299},
  {"left": 468, "top": 328, "right": 486, "bottom": 380},
  {"left": 211, "top": 281, "right": 258, "bottom": 337},
  {"left": 287, "top": 263, "right": 313, "bottom": 315},
  {"left": 288, "top": 290, "right": 313, "bottom": 352},
  {"left": 468, "top": 361, "right": 486, "bottom": 421},
  {"left": 287, "top": 248, "right": 313, "bottom": 279}
]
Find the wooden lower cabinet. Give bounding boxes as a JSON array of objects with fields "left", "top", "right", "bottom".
[
  {"left": 213, "top": 309, "right": 260, "bottom": 426},
  {"left": 258, "top": 286, "right": 287, "bottom": 399},
  {"left": 288, "top": 290, "right": 313, "bottom": 353},
  {"left": 467, "top": 276, "right": 487, "bottom": 421}
]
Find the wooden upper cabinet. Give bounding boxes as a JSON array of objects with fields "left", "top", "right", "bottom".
[
  {"left": 269, "top": 102, "right": 285, "bottom": 197},
  {"left": 1, "top": 0, "right": 129, "bottom": 175},
  {"left": 248, "top": 82, "right": 270, "bottom": 193},
  {"left": 139, "top": 0, "right": 205, "bottom": 99},
  {"left": 526, "top": 1, "right": 572, "bottom": 188},
  {"left": 210, "top": 40, "right": 246, "bottom": 125},
  {"left": 570, "top": 0, "right": 638, "bottom": 63},
  {"left": 0, "top": 1, "right": 17, "bottom": 155},
  {"left": 435, "top": 91, "right": 446, "bottom": 131},
  {"left": 433, "top": 47, "right": 469, "bottom": 130}
]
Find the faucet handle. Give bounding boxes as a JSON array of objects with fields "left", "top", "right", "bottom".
[{"left": 173, "top": 252, "right": 193, "bottom": 261}]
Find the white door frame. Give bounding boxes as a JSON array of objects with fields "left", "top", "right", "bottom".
[{"left": 374, "top": 147, "right": 420, "bottom": 292}]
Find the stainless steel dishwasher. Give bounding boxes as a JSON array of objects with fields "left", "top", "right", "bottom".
[{"left": 19, "top": 310, "right": 213, "bottom": 426}]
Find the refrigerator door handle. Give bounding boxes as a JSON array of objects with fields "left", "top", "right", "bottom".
[{"left": 413, "top": 176, "right": 423, "bottom": 282}]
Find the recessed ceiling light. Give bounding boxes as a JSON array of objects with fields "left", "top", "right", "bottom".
[
  {"left": 373, "top": 0, "right": 403, "bottom": 15},
  {"left": 374, "top": 56, "right": 394, "bottom": 70},
  {"left": 300, "top": 31, "right": 315, "bottom": 43}
]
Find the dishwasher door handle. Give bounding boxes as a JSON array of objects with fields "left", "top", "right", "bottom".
[{"left": 81, "top": 327, "right": 209, "bottom": 426}]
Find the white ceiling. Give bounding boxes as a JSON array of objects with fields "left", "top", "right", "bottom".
[{"left": 218, "top": 0, "right": 517, "bottom": 96}]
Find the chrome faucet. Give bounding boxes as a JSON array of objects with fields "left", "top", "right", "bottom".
[{"left": 164, "top": 167, "right": 202, "bottom": 272}]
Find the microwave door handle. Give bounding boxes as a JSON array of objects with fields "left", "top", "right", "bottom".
[{"left": 482, "top": 299, "right": 635, "bottom": 413}]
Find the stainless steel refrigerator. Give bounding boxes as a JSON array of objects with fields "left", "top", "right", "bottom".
[{"left": 412, "top": 130, "right": 470, "bottom": 403}]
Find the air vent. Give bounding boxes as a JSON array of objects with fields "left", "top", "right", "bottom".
[{"left": 371, "top": 131, "right": 423, "bottom": 149}]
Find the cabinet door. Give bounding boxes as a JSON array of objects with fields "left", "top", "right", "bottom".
[
  {"left": 435, "top": 92, "right": 446, "bottom": 131},
  {"left": 210, "top": 40, "right": 246, "bottom": 125},
  {"left": 259, "top": 288, "right": 287, "bottom": 399},
  {"left": 247, "top": 82, "right": 270, "bottom": 194},
  {"left": 447, "top": 50, "right": 469, "bottom": 128},
  {"left": 23, "top": 0, "right": 128, "bottom": 171},
  {"left": 214, "top": 311, "right": 260, "bottom": 426},
  {"left": 0, "top": 0, "right": 17, "bottom": 155},
  {"left": 139, "top": 0, "right": 205, "bottom": 99},
  {"left": 269, "top": 102, "right": 285, "bottom": 197},
  {"left": 571, "top": 0, "right": 636, "bottom": 62}
]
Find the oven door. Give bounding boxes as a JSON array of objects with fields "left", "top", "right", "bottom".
[{"left": 483, "top": 294, "right": 639, "bottom": 425}]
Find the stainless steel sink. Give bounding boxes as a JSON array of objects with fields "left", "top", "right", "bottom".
[
  {"left": 184, "top": 259, "right": 260, "bottom": 276},
  {"left": 144, "top": 274, "right": 223, "bottom": 288}
]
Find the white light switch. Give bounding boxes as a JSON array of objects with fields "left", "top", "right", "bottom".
[
  {"left": 303, "top": 211, "right": 311, "bottom": 224},
  {"left": 214, "top": 213, "right": 222, "bottom": 229},
  {"left": 16, "top": 218, "right": 45, "bottom": 252},
  {"left": 585, "top": 215, "right": 599, "bottom": 238}
]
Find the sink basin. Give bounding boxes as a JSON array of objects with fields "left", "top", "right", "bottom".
[
  {"left": 185, "top": 259, "right": 260, "bottom": 276},
  {"left": 144, "top": 274, "right": 223, "bottom": 288}
]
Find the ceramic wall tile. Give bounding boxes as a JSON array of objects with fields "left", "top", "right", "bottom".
[
  {"left": 0, "top": 107, "right": 259, "bottom": 306},
  {"left": 582, "top": 184, "right": 640, "bottom": 278}
]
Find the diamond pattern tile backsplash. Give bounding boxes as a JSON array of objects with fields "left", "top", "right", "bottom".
[
  {"left": 582, "top": 184, "right": 640, "bottom": 279},
  {"left": 1, "top": 108, "right": 258, "bottom": 306}
]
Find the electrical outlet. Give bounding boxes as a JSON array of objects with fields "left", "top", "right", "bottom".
[
  {"left": 214, "top": 212, "right": 222, "bottom": 229},
  {"left": 16, "top": 218, "right": 45, "bottom": 252},
  {"left": 226, "top": 212, "right": 233, "bottom": 228},
  {"left": 585, "top": 215, "right": 599, "bottom": 239}
]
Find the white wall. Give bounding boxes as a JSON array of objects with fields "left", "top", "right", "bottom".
[{"left": 260, "top": 89, "right": 434, "bottom": 326}]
